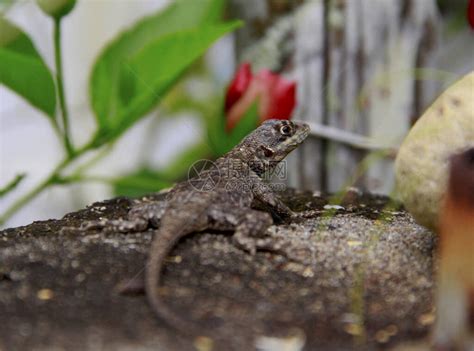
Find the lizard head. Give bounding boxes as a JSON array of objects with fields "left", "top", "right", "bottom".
[{"left": 231, "top": 119, "right": 310, "bottom": 176}]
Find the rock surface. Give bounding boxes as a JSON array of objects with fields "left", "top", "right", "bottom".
[{"left": 0, "top": 190, "right": 436, "bottom": 351}]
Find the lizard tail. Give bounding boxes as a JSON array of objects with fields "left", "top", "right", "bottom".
[{"left": 145, "top": 226, "right": 202, "bottom": 336}]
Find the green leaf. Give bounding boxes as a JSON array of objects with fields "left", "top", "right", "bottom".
[
  {"left": 205, "top": 101, "right": 228, "bottom": 156},
  {"left": 90, "top": 0, "right": 231, "bottom": 140},
  {"left": 105, "top": 22, "right": 239, "bottom": 136},
  {"left": 227, "top": 103, "right": 259, "bottom": 148},
  {"left": 113, "top": 168, "right": 173, "bottom": 198},
  {"left": 207, "top": 103, "right": 259, "bottom": 156},
  {"left": 0, "top": 17, "right": 56, "bottom": 118},
  {"left": 92, "top": 21, "right": 241, "bottom": 145}
]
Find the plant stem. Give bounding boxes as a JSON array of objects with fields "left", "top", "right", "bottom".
[
  {"left": 71, "top": 142, "right": 116, "bottom": 176},
  {"left": 54, "top": 17, "right": 74, "bottom": 156},
  {"left": 0, "top": 174, "right": 26, "bottom": 197},
  {"left": 50, "top": 116, "right": 62, "bottom": 138},
  {"left": 0, "top": 17, "right": 89, "bottom": 226},
  {"left": 0, "top": 141, "right": 94, "bottom": 226},
  {"left": 0, "top": 162, "right": 66, "bottom": 226}
]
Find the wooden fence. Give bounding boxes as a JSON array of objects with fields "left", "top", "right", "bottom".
[{"left": 231, "top": 0, "right": 440, "bottom": 194}]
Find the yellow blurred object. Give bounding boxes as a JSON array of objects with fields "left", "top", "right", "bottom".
[{"left": 395, "top": 72, "right": 474, "bottom": 230}]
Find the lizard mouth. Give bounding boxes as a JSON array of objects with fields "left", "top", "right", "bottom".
[
  {"left": 297, "top": 123, "right": 310, "bottom": 141},
  {"left": 275, "top": 122, "right": 310, "bottom": 155},
  {"left": 290, "top": 123, "right": 310, "bottom": 145}
]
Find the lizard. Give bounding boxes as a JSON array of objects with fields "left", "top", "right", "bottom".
[{"left": 68, "top": 119, "right": 310, "bottom": 335}]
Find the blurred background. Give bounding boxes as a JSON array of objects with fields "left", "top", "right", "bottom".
[{"left": 0, "top": 0, "right": 473, "bottom": 228}]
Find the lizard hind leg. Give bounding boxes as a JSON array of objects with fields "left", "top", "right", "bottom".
[{"left": 227, "top": 208, "right": 309, "bottom": 263}]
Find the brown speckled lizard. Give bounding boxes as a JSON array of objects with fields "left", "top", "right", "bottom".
[{"left": 67, "top": 119, "right": 310, "bottom": 336}]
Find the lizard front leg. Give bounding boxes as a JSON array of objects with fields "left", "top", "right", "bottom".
[
  {"left": 250, "top": 176, "right": 320, "bottom": 223},
  {"left": 249, "top": 176, "right": 294, "bottom": 222}
]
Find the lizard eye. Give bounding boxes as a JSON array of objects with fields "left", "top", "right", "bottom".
[{"left": 279, "top": 124, "right": 292, "bottom": 136}]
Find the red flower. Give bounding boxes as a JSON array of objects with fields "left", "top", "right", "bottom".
[{"left": 224, "top": 63, "right": 296, "bottom": 131}]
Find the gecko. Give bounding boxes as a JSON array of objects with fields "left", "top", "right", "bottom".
[{"left": 70, "top": 119, "right": 310, "bottom": 335}]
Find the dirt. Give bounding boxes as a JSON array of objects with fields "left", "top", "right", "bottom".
[{"left": 0, "top": 189, "right": 437, "bottom": 351}]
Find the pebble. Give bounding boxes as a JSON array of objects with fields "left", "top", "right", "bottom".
[
  {"left": 323, "top": 205, "right": 345, "bottom": 210},
  {"left": 417, "top": 312, "right": 435, "bottom": 326},
  {"left": 194, "top": 336, "right": 214, "bottom": 351},
  {"left": 37, "top": 289, "right": 54, "bottom": 300}
]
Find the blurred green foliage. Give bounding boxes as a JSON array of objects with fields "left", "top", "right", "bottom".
[
  {"left": 92, "top": 22, "right": 239, "bottom": 146},
  {"left": 90, "top": 0, "right": 238, "bottom": 146},
  {"left": 0, "top": 0, "right": 241, "bottom": 224}
]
